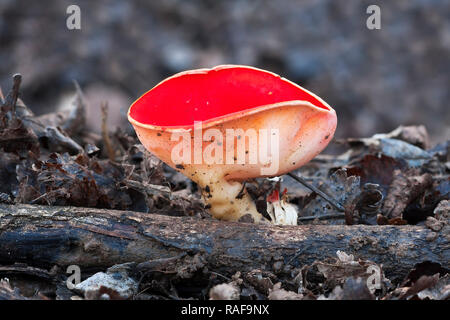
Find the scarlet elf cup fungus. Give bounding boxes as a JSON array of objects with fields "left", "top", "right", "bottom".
[{"left": 128, "top": 65, "right": 337, "bottom": 225}]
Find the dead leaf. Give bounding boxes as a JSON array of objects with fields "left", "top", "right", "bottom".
[
  {"left": 209, "top": 283, "right": 240, "bottom": 300},
  {"left": 318, "top": 277, "right": 375, "bottom": 300},
  {"left": 372, "top": 125, "right": 430, "bottom": 150},
  {"left": 382, "top": 169, "right": 432, "bottom": 219},
  {"left": 399, "top": 274, "right": 440, "bottom": 300},
  {"left": 268, "top": 283, "right": 303, "bottom": 300},
  {"left": 209, "top": 272, "right": 242, "bottom": 300},
  {"left": 417, "top": 274, "right": 450, "bottom": 300}
]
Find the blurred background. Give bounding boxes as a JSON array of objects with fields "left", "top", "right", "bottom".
[{"left": 0, "top": 0, "right": 449, "bottom": 145}]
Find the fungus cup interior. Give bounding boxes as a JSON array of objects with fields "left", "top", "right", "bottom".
[{"left": 128, "top": 65, "right": 330, "bottom": 128}]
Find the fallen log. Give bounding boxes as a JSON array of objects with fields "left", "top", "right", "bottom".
[{"left": 0, "top": 204, "right": 448, "bottom": 281}]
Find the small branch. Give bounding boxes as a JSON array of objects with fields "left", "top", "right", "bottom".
[
  {"left": 298, "top": 213, "right": 346, "bottom": 222},
  {"left": 44, "top": 126, "right": 83, "bottom": 154},
  {"left": 286, "top": 172, "right": 345, "bottom": 211},
  {"left": 61, "top": 81, "right": 86, "bottom": 136},
  {"left": 123, "top": 179, "right": 172, "bottom": 196},
  {"left": 101, "top": 102, "right": 115, "bottom": 161},
  {"left": 3, "top": 73, "right": 22, "bottom": 118}
]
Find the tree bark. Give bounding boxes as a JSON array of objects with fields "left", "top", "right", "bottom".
[{"left": 0, "top": 204, "right": 448, "bottom": 280}]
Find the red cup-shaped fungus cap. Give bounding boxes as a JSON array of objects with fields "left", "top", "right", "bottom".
[
  {"left": 128, "top": 65, "right": 337, "bottom": 223},
  {"left": 128, "top": 65, "right": 336, "bottom": 180}
]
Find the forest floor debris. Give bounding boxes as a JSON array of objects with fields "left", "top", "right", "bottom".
[{"left": 0, "top": 75, "right": 448, "bottom": 300}]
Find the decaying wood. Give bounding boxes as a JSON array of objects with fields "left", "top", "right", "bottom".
[{"left": 0, "top": 204, "right": 448, "bottom": 281}]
